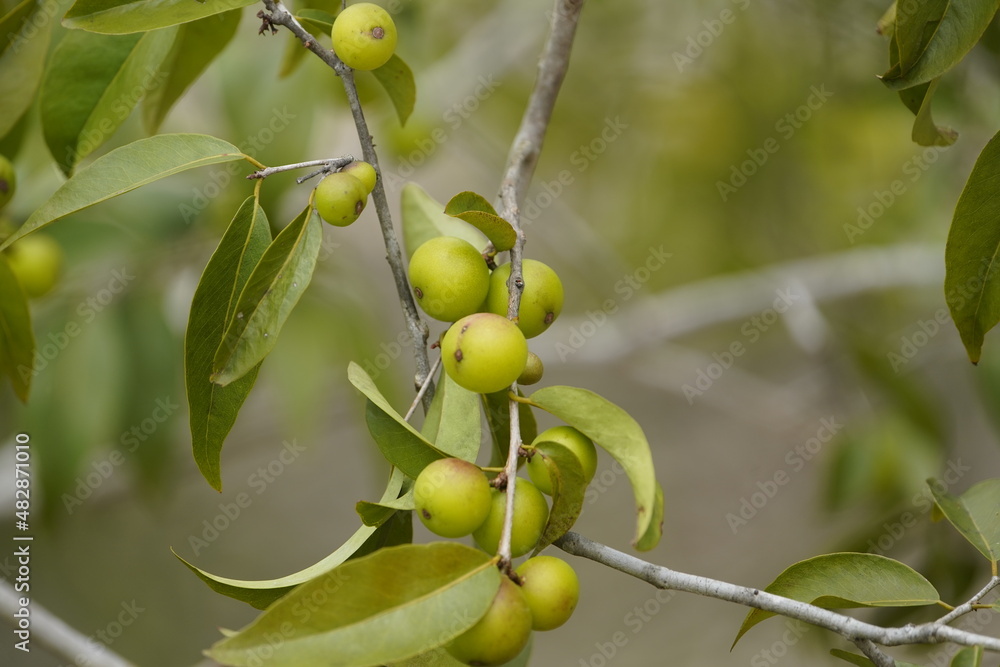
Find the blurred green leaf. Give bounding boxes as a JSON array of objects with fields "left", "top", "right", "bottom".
[
  {"left": 0, "top": 0, "right": 55, "bottom": 140},
  {"left": 0, "top": 134, "right": 248, "bottom": 252},
  {"left": 0, "top": 256, "right": 33, "bottom": 402},
  {"left": 734, "top": 553, "right": 940, "bottom": 646},
  {"left": 211, "top": 206, "right": 323, "bottom": 386},
  {"left": 901, "top": 78, "right": 957, "bottom": 147},
  {"left": 928, "top": 478, "right": 1000, "bottom": 566},
  {"left": 143, "top": 9, "right": 241, "bottom": 133},
  {"left": 371, "top": 54, "right": 416, "bottom": 126},
  {"left": 40, "top": 28, "right": 177, "bottom": 174},
  {"left": 482, "top": 389, "right": 536, "bottom": 469},
  {"left": 951, "top": 646, "right": 984, "bottom": 667},
  {"left": 444, "top": 191, "right": 516, "bottom": 252},
  {"left": 186, "top": 195, "right": 271, "bottom": 491},
  {"left": 527, "top": 385, "right": 660, "bottom": 549},
  {"left": 829, "top": 649, "right": 921, "bottom": 666},
  {"left": 422, "top": 371, "right": 481, "bottom": 462},
  {"left": 295, "top": 8, "right": 336, "bottom": 34},
  {"left": 945, "top": 130, "right": 1000, "bottom": 363},
  {"left": 63, "top": 0, "right": 259, "bottom": 34},
  {"left": 400, "top": 184, "right": 488, "bottom": 258},
  {"left": 207, "top": 543, "right": 501, "bottom": 667},
  {"left": 635, "top": 482, "right": 665, "bottom": 552},
  {"left": 532, "top": 441, "right": 585, "bottom": 553}
]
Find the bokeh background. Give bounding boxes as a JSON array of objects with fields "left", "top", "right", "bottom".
[{"left": 2, "top": 0, "right": 1000, "bottom": 665}]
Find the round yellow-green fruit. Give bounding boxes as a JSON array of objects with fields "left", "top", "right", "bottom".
[
  {"left": 472, "top": 477, "right": 549, "bottom": 557},
  {"left": 413, "top": 458, "right": 492, "bottom": 538},
  {"left": 5, "top": 234, "right": 63, "bottom": 298},
  {"left": 441, "top": 313, "right": 528, "bottom": 394},
  {"left": 517, "top": 351, "right": 544, "bottom": 385},
  {"left": 446, "top": 576, "right": 533, "bottom": 666},
  {"left": 515, "top": 556, "right": 580, "bottom": 631},
  {"left": 315, "top": 172, "right": 368, "bottom": 226},
  {"left": 409, "top": 237, "right": 489, "bottom": 322},
  {"left": 341, "top": 160, "right": 377, "bottom": 194},
  {"left": 484, "top": 259, "right": 564, "bottom": 338},
  {"left": 527, "top": 426, "right": 598, "bottom": 496},
  {"left": 331, "top": 3, "right": 397, "bottom": 71},
  {"left": 0, "top": 154, "right": 14, "bottom": 210}
]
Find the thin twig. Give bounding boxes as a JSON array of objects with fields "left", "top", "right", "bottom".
[
  {"left": 404, "top": 357, "right": 441, "bottom": 422},
  {"left": 555, "top": 532, "right": 1000, "bottom": 653},
  {"left": 853, "top": 638, "right": 897, "bottom": 667},
  {"left": 938, "top": 577, "right": 1000, "bottom": 626},
  {"left": 246, "top": 156, "right": 355, "bottom": 181}
]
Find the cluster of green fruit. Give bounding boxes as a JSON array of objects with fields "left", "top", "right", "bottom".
[
  {"left": 412, "top": 424, "right": 598, "bottom": 665},
  {"left": 313, "top": 160, "right": 377, "bottom": 227},
  {"left": 0, "top": 153, "right": 63, "bottom": 299}
]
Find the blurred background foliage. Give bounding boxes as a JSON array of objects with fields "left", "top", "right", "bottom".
[{"left": 2, "top": 0, "right": 1000, "bottom": 665}]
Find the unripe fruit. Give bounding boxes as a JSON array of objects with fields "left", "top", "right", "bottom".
[
  {"left": 341, "top": 160, "right": 377, "bottom": 194},
  {"left": 331, "top": 3, "right": 397, "bottom": 71},
  {"left": 473, "top": 477, "right": 549, "bottom": 557},
  {"left": 484, "top": 259, "right": 563, "bottom": 338},
  {"left": 517, "top": 351, "right": 544, "bottom": 385},
  {"left": 446, "top": 576, "right": 532, "bottom": 666},
  {"left": 0, "top": 154, "right": 14, "bottom": 210},
  {"left": 441, "top": 313, "right": 528, "bottom": 394},
  {"left": 5, "top": 234, "right": 63, "bottom": 298},
  {"left": 515, "top": 556, "right": 580, "bottom": 631},
  {"left": 409, "top": 237, "right": 489, "bottom": 322},
  {"left": 315, "top": 172, "right": 368, "bottom": 226},
  {"left": 527, "top": 426, "right": 598, "bottom": 496},
  {"left": 413, "top": 458, "right": 492, "bottom": 538}
]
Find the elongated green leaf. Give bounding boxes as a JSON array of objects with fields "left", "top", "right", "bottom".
[
  {"left": 371, "top": 54, "right": 416, "bottom": 126},
  {"left": 0, "top": 257, "right": 34, "bottom": 402},
  {"left": 635, "top": 482, "right": 664, "bottom": 552},
  {"left": 444, "top": 192, "right": 517, "bottom": 252},
  {"left": 733, "top": 553, "right": 940, "bottom": 646},
  {"left": 40, "top": 27, "right": 177, "bottom": 174},
  {"left": 0, "top": 134, "right": 247, "bottom": 251},
  {"left": 527, "top": 385, "right": 659, "bottom": 548},
  {"left": 881, "top": 0, "right": 997, "bottom": 90},
  {"left": 532, "top": 441, "right": 585, "bottom": 553},
  {"left": 143, "top": 10, "right": 240, "bottom": 133},
  {"left": 482, "top": 389, "right": 536, "bottom": 468},
  {"left": 423, "top": 371, "right": 481, "bottom": 462},
  {"left": 829, "top": 649, "right": 921, "bottom": 667},
  {"left": 951, "top": 646, "right": 984, "bottom": 667},
  {"left": 928, "top": 478, "right": 1000, "bottom": 565},
  {"left": 901, "top": 78, "right": 957, "bottom": 147},
  {"left": 357, "top": 468, "right": 414, "bottom": 527},
  {"left": 207, "top": 543, "right": 501, "bottom": 667},
  {"left": 945, "top": 130, "right": 1000, "bottom": 363},
  {"left": 1, "top": 0, "right": 57, "bottom": 140},
  {"left": 401, "top": 184, "right": 488, "bottom": 258},
  {"left": 212, "top": 206, "right": 323, "bottom": 386},
  {"left": 186, "top": 196, "right": 272, "bottom": 491},
  {"left": 63, "top": 0, "right": 258, "bottom": 34}
]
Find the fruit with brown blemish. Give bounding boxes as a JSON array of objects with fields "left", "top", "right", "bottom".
[
  {"left": 484, "top": 259, "right": 564, "bottom": 338},
  {"left": 315, "top": 172, "right": 368, "bottom": 226},
  {"left": 408, "top": 237, "right": 490, "bottom": 322},
  {"left": 441, "top": 312, "right": 528, "bottom": 394},
  {"left": 413, "top": 458, "right": 492, "bottom": 538},
  {"left": 331, "top": 3, "right": 398, "bottom": 71}
]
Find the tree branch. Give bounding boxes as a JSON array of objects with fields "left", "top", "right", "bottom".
[{"left": 555, "top": 532, "right": 1000, "bottom": 654}]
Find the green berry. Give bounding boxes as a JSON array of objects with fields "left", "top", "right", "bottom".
[
  {"left": 0, "top": 154, "right": 15, "bottom": 210},
  {"left": 472, "top": 477, "right": 549, "bottom": 557},
  {"left": 484, "top": 259, "right": 564, "bottom": 338},
  {"left": 446, "top": 576, "right": 532, "bottom": 666},
  {"left": 341, "top": 160, "right": 377, "bottom": 194},
  {"left": 5, "top": 234, "right": 63, "bottom": 299},
  {"left": 413, "top": 458, "right": 492, "bottom": 538},
  {"left": 315, "top": 172, "right": 368, "bottom": 226},
  {"left": 332, "top": 3, "right": 397, "bottom": 71},
  {"left": 441, "top": 313, "right": 528, "bottom": 394},
  {"left": 408, "top": 237, "right": 490, "bottom": 322},
  {"left": 517, "top": 352, "right": 544, "bottom": 385},
  {"left": 527, "top": 426, "right": 598, "bottom": 496},
  {"left": 515, "top": 556, "right": 580, "bottom": 631}
]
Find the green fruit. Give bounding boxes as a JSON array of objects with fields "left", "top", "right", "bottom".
[
  {"left": 484, "top": 259, "right": 564, "bottom": 338},
  {"left": 409, "top": 237, "right": 490, "bottom": 322},
  {"left": 0, "top": 154, "right": 15, "bottom": 210},
  {"left": 517, "top": 352, "right": 544, "bottom": 385},
  {"left": 515, "top": 556, "right": 580, "bottom": 631},
  {"left": 473, "top": 477, "right": 549, "bottom": 557},
  {"left": 441, "top": 313, "right": 528, "bottom": 394},
  {"left": 446, "top": 576, "right": 533, "bottom": 666},
  {"left": 527, "top": 426, "right": 598, "bottom": 496},
  {"left": 341, "top": 160, "right": 377, "bottom": 194},
  {"left": 331, "top": 3, "right": 397, "bottom": 71},
  {"left": 5, "top": 234, "right": 63, "bottom": 298},
  {"left": 413, "top": 458, "right": 492, "bottom": 538},
  {"left": 315, "top": 172, "right": 368, "bottom": 226}
]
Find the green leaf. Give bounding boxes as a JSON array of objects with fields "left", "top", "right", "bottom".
[
  {"left": 527, "top": 385, "right": 660, "bottom": 548},
  {"left": 185, "top": 195, "right": 272, "bottom": 491},
  {"left": 0, "top": 134, "right": 248, "bottom": 252},
  {"left": 945, "top": 130, "right": 1000, "bottom": 363},
  {"left": 901, "top": 78, "right": 957, "bottom": 147},
  {"left": 211, "top": 206, "right": 323, "bottom": 386},
  {"left": 40, "top": 27, "right": 177, "bottom": 174},
  {"left": 422, "top": 371, "right": 481, "bottom": 462},
  {"left": 532, "top": 441, "right": 585, "bottom": 553},
  {"left": 371, "top": 54, "right": 416, "bottom": 126},
  {"left": 733, "top": 553, "right": 940, "bottom": 646},
  {"left": 401, "top": 183, "right": 488, "bottom": 258},
  {"left": 928, "top": 478, "right": 1000, "bottom": 566},
  {"left": 356, "top": 468, "right": 414, "bottom": 527},
  {"left": 0, "top": 0, "right": 57, "bottom": 140},
  {"left": 207, "top": 543, "right": 501, "bottom": 667},
  {"left": 482, "top": 389, "right": 536, "bottom": 469},
  {"left": 143, "top": 9, "right": 241, "bottom": 133},
  {"left": 295, "top": 8, "right": 335, "bottom": 34},
  {"left": 635, "top": 482, "right": 665, "bottom": 552},
  {"left": 0, "top": 256, "right": 34, "bottom": 402},
  {"left": 176, "top": 467, "right": 408, "bottom": 608},
  {"left": 881, "top": 0, "right": 998, "bottom": 90},
  {"left": 951, "top": 646, "right": 984, "bottom": 667},
  {"left": 444, "top": 192, "right": 517, "bottom": 252},
  {"left": 829, "top": 649, "right": 922, "bottom": 667},
  {"left": 63, "top": 0, "right": 259, "bottom": 34}
]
